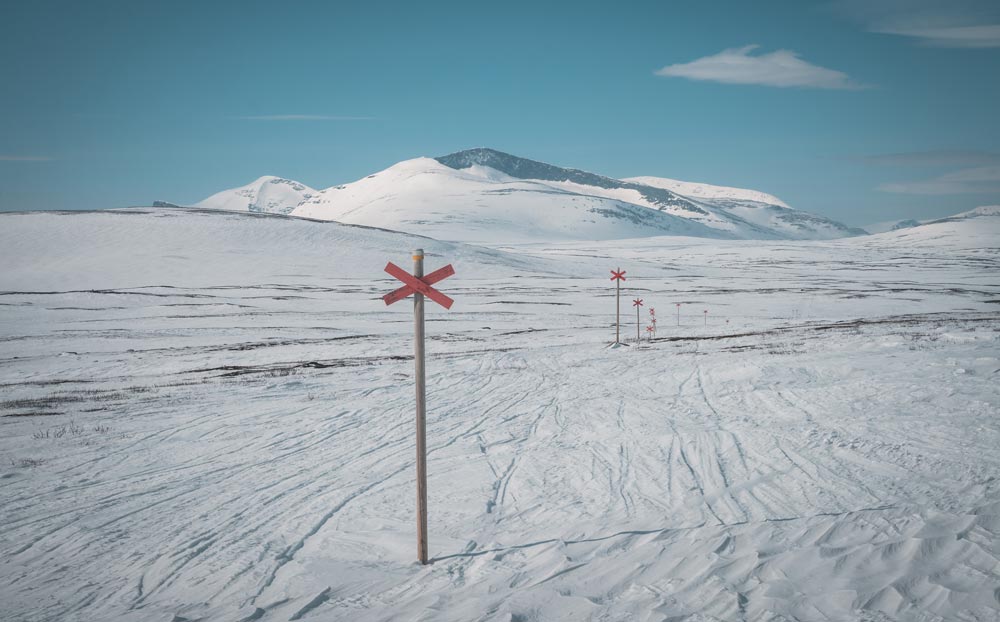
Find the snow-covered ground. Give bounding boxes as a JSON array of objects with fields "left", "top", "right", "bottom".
[{"left": 1, "top": 208, "right": 998, "bottom": 621}]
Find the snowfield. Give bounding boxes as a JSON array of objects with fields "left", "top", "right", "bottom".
[{"left": 1, "top": 208, "right": 999, "bottom": 622}]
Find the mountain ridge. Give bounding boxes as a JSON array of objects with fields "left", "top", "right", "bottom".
[{"left": 177, "top": 148, "right": 869, "bottom": 243}]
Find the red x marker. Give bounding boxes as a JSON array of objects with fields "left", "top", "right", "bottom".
[
  {"left": 383, "top": 262, "right": 455, "bottom": 309},
  {"left": 632, "top": 298, "right": 643, "bottom": 307},
  {"left": 611, "top": 268, "right": 626, "bottom": 281}
]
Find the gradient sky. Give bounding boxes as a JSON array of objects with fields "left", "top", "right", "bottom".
[{"left": 2, "top": 0, "right": 999, "bottom": 226}]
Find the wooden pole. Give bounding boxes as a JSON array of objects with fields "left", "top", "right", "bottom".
[
  {"left": 636, "top": 303, "right": 640, "bottom": 342},
  {"left": 413, "top": 249, "right": 428, "bottom": 565},
  {"left": 615, "top": 269, "right": 621, "bottom": 344}
]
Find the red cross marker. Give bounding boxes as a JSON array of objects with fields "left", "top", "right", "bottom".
[
  {"left": 610, "top": 267, "right": 627, "bottom": 344},
  {"left": 383, "top": 262, "right": 455, "bottom": 309},
  {"left": 381, "top": 249, "right": 455, "bottom": 565},
  {"left": 633, "top": 298, "right": 644, "bottom": 341}
]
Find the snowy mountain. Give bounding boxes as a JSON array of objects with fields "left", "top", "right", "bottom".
[
  {"left": 183, "top": 149, "right": 864, "bottom": 243},
  {"left": 861, "top": 206, "right": 1000, "bottom": 248},
  {"left": 864, "top": 218, "right": 922, "bottom": 234},
  {"left": 625, "top": 173, "right": 865, "bottom": 240},
  {"left": 623, "top": 175, "right": 790, "bottom": 207},
  {"left": 292, "top": 156, "right": 723, "bottom": 243},
  {"left": 194, "top": 176, "right": 317, "bottom": 215},
  {"left": 294, "top": 148, "right": 863, "bottom": 242}
]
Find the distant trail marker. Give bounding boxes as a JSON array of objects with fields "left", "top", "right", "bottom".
[
  {"left": 632, "top": 298, "right": 643, "bottom": 342},
  {"left": 383, "top": 249, "right": 455, "bottom": 565},
  {"left": 611, "top": 268, "right": 626, "bottom": 344},
  {"left": 646, "top": 325, "right": 654, "bottom": 340},
  {"left": 649, "top": 307, "right": 657, "bottom": 338},
  {"left": 704, "top": 309, "right": 708, "bottom": 326},
  {"left": 676, "top": 302, "right": 681, "bottom": 326}
]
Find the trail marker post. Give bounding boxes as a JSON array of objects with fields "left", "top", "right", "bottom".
[
  {"left": 676, "top": 303, "right": 681, "bottom": 326},
  {"left": 382, "top": 249, "right": 455, "bottom": 565},
  {"left": 646, "top": 325, "right": 654, "bottom": 340},
  {"left": 632, "top": 298, "right": 643, "bottom": 342},
  {"left": 704, "top": 310, "right": 708, "bottom": 326},
  {"left": 649, "top": 308, "right": 657, "bottom": 337},
  {"left": 611, "top": 268, "right": 626, "bottom": 344}
]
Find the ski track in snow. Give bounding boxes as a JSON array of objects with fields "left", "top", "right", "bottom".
[{"left": 0, "top": 209, "right": 999, "bottom": 621}]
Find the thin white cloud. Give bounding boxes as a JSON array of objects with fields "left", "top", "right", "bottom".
[
  {"left": 879, "top": 164, "right": 1000, "bottom": 194},
  {"left": 863, "top": 149, "right": 1000, "bottom": 166},
  {"left": 836, "top": 0, "right": 1000, "bottom": 48},
  {"left": 236, "top": 115, "right": 374, "bottom": 121},
  {"left": 0, "top": 155, "right": 52, "bottom": 162},
  {"left": 881, "top": 24, "right": 1000, "bottom": 48},
  {"left": 654, "top": 45, "right": 865, "bottom": 90}
]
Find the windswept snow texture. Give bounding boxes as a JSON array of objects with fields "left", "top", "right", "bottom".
[
  {"left": 1, "top": 207, "right": 999, "bottom": 622},
  {"left": 196, "top": 176, "right": 318, "bottom": 215}
]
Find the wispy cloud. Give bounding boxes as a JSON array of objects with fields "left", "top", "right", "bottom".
[
  {"left": 864, "top": 149, "right": 1000, "bottom": 167},
  {"left": 865, "top": 149, "right": 1000, "bottom": 194},
  {"left": 236, "top": 114, "right": 375, "bottom": 121},
  {"left": 0, "top": 155, "right": 52, "bottom": 162},
  {"left": 654, "top": 45, "right": 865, "bottom": 90},
  {"left": 836, "top": 0, "right": 1000, "bottom": 48},
  {"left": 878, "top": 164, "right": 1000, "bottom": 194}
]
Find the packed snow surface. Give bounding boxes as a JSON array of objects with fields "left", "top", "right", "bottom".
[{"left": 1, "top": 207, "right": 999, "bottom": 622}]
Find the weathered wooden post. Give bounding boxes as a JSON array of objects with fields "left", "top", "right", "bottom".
[
  {"left": 382, "top": 250, "right": 456, "bottom": 565},
  {"left": 412, "top": 251, "right": 428, "bottom": 565},
  {"left": 611, "top": 268, "right": 626, "bottom": 344},
  {"left": 633, "top": 298, "right": 643, "bottom": 342}
]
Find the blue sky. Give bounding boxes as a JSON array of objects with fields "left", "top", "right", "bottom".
[{"left": 1, "top": 0, "right": 998, "bottom": 226}]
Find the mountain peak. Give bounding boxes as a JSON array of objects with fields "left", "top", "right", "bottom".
[{"left": 435, "top": 148, "right": 710, "bottom": 216}]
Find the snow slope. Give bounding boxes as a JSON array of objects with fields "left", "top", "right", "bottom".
[
  {"left": 1, "top": 207, "right": 998, "bottom": 622},
  {"left": 293, "top": 156, "right": 725, "bottom": 244},
  {"left": 187, "top": 149, "right": 862, "bottom": 243},
  {"left": 626, "top": 173, "right": 866, "bottom": 240},
  {"left": 195, "top": 176, "right": 317, "bottom": 215},
  {"left": 863, "top": 219, "right": 922, "bottom": 234},
  {"left": 427, "top": 149, "right": 864, "bottom": 241},
  {"left": 623, "top": 175, "right": 791, "bottom": 208},
  {"left": 860, "top": 205, "right": 1000, "bottom": 248}
]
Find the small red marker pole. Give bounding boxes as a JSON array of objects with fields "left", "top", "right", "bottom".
[
  {"left": 611, "top": 268, "right": 627, "bottom": 344},
  {"left": 383, "top": 250, "right": 455, "bottom": 565},
  {"left": 676, "top": 303, "right": 681, "bottom": 326},
  {"left": 632, "top": 298, "right": 643, "bottom": 342},
  {"left": 704, "top": 309, "right": 708, "bottom": 326}
]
